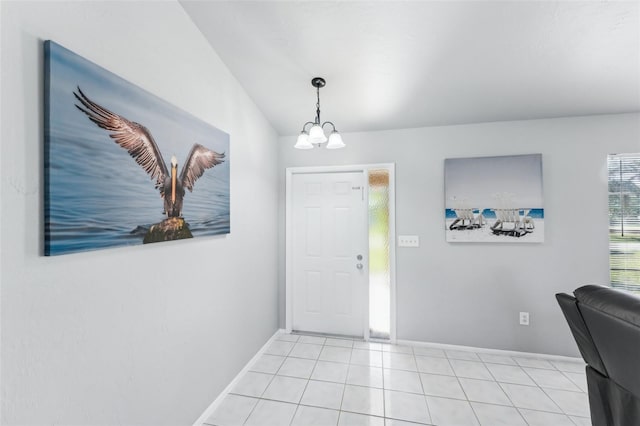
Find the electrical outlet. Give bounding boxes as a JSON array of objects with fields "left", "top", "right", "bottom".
[
  {"left": 398, "top": 235, "right": 420, "bottom": 247},
  {"left": 519, "top": 312, "right": 530, "bottom": 326}
]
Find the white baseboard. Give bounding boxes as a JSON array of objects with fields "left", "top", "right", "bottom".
[
  {"left": 396, "top": 338, "right": 583, "bottom": 363},
  {"left": 192, "top": 329, "right": 283, "bottom": 426}
]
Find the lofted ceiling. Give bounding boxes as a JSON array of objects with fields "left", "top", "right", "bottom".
[{"left": 180, "top": 1, "right": 640, "bottom": 136}]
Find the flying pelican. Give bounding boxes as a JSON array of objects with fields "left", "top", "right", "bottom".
[{"left": 73, "top": 87, "right": 225, "bottom": 218}]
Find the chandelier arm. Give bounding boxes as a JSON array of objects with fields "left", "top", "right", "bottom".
[
  {"left": 321, "top": 121, "right": 337, "bottom": 132},
  {"left": 301, "top": 121, "right": 315, "bottom": 132}
]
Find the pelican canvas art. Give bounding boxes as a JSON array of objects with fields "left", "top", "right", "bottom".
[
  {"left": 44, "top": 41, "right": 230, "bottom": 256},
  {"left": 444, "top": 154, "right": 544, "bottom": 243}
]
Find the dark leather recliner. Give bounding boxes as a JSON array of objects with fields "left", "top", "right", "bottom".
[{"left": 556, "top": 285, "right": 640, "bottom": 426}]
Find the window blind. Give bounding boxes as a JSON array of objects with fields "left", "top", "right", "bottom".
[{"left": 608, "top": 153, "right": 640, "bottom": 293}]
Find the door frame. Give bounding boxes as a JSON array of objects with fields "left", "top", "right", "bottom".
[{"left": 285, "top": 164, "right": 397, "bottom": 342}]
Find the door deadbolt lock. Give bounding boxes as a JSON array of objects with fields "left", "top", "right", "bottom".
[{"left": 357, "top": 254, "right": 363, "bottom": 261}]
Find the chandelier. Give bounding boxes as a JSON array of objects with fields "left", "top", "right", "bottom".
[{"left": 294, "top": 77, "right": 345, "bottom": 149}]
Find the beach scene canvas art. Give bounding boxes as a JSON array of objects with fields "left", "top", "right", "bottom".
[
  {"left": 44, "top": 41, "right": 230, "bottom": 256},
  {"left": 444, "top": 154, "right": 544, "bottom": 243}
]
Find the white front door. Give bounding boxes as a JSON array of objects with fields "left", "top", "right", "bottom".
[{"left": 291, "top": 172, "right": 368, "bottom": 337}]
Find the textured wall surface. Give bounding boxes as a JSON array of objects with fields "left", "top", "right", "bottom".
[
  {"left": 1, "top": 1, "right": 279, "bottom": 425},
  {"left": 278, "top": 113, "right": 640, "bottom": 357}
]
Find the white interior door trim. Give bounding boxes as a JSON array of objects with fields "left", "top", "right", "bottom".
[{"left": 286, "top": 163, "right": 397, "bottom": 342}]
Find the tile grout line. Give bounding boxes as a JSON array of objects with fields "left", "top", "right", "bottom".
[
  {"left": 288, "top": 336, "right": 322, "bottom": 425},
  {"left": 196, "top": 330, "right": 284, "bottom": 426},
  {"left": 522, "top": 366, "right": 584, "bottom": 393},
  {"left": 248, "top": 339, "right": 296, "bottom": 426},
  {"left": 520, "top": 363, "right": 577, "bottom": 414},
  {"left": 444, "top": 352, "right": 483, "bottom": 426},
  {"left": 468, "top": 354, "right": 520, "bottom": 426},
  {"left": 412, "top": 346, "right": 433, "bottom": 425},
  {"left": 560, "top": 369, "right": 587, "bottom": 392},
  {"left": 336, "top": 343, "right": 352, "bottom": 423},
  {"left": 538, "top": 385, "right": 577, "bottom": 418},
  {"left": 481, "top": 356, "right": 522, "bottom": 411},
  {"left": 306, "top": 335, "right": 349, "bottom": 422},
  {"left": 514, "top": 406, "right": 533, "bottom": 426}
]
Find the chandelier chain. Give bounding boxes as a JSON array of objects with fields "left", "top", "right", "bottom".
[{"left": 315, "top": 86, "right": 321, "bottom": 124}]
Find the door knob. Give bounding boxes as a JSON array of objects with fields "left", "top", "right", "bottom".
[{"left": 356, "top": 263, "right": 363, "bottom": 270}]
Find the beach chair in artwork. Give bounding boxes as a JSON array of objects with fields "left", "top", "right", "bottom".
[
  {"left": 490, "top": 208, "right": 527, "bottom": 237},
  {"left": 449, "top": 208, "right": 484, "bottom": 231}
]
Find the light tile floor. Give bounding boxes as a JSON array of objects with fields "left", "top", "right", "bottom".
[{"left": 204, "top": 333, "right": 590, "bottom": 426}]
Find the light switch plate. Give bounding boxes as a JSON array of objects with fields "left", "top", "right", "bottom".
[{"left": 398, "top": 235, "right": 419, "bottom": 247}]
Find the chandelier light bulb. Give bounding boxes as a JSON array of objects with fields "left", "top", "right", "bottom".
[
  {"left": 326, "top": 131, "right": 345, "bottom": 149},
  {"left": 308, "top": 124, "right": 327, "bottom": 144},
  {"left": 294, "top": 131, "right": 313, "bottom": 149}
]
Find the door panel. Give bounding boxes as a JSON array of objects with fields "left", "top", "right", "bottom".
[
  {"left": 305, "top": 271, "right": 322, "bottom": 313},
  {"left": 305, "top": 207, "right": 322, "bottom": 256},
  {"left": 334, "top": 208, "right": 350, "bottom": 257},
  {"left": 292, "top": 172, "right": 367, "bottom": 337},
  {"left": 334, "top": 272, "right": 352, "bottom": 315}
]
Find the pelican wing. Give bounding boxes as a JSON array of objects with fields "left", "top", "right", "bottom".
[
  {"left": 73, "top": 87, "right": 168, "bottom": 191},
  {"left": 180, "top": 144, "right": 225, "bottom": 192}
]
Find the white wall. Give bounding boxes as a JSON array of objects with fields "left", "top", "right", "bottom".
[
  {"left": 1, "top": 2, "right": 279, "bottom": 425},
  {"left": 279, "top": 113, "right": 640, "bottom": 357}
]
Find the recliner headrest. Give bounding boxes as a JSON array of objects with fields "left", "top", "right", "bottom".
[{"left": 574, "top": 285, "right": 640, "bottom": 328}]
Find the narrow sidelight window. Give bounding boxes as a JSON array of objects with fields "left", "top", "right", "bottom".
[{"left": 368, "top": 169, "right": 391, "bottom": 338}]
